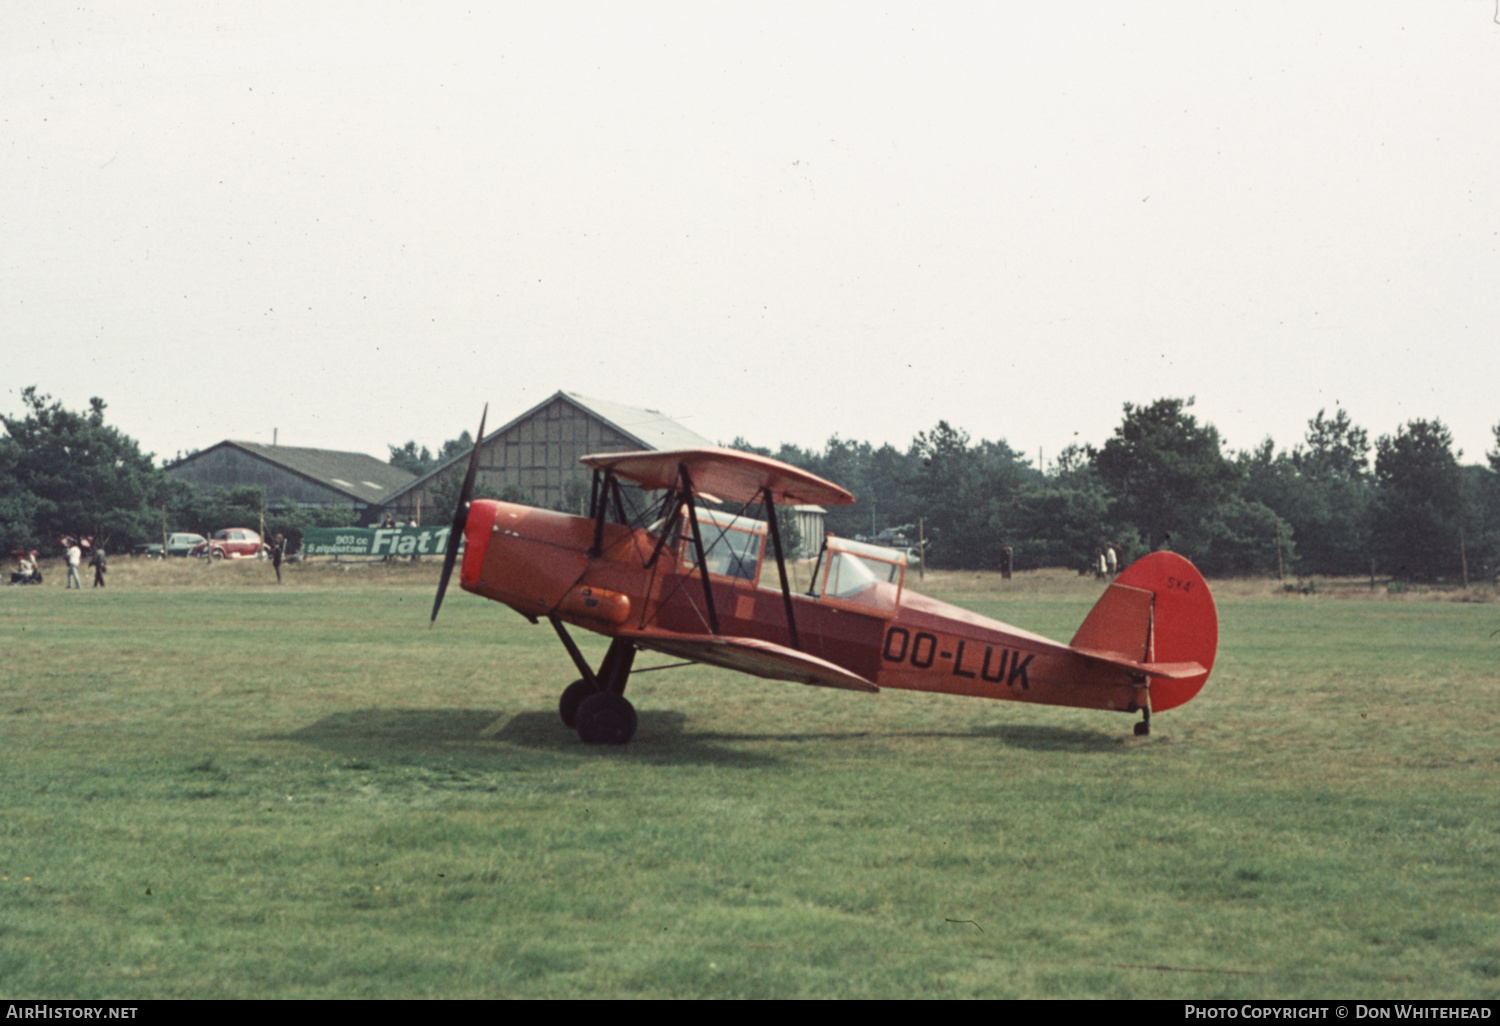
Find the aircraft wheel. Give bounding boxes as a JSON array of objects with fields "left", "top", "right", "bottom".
[
  {"left": 559, "top": 678, "right": 594, "bottom": 728},
  {"left": 1133, "top": 721, "right": 1150, "bottom": 737},
  {"left": 575, "top": 692, "right": 637, "bottom": 746}
]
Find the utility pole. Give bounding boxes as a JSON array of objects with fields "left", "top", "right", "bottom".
[
  {"left": 918, "top": 518, "right": 926, "bottom": 581},
  {"left": 1275, "top": 520, "right": 1285, "bottom": 581}
]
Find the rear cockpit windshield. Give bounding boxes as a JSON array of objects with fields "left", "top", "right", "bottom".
[{"left": 816, "top": 536, "right": 905, "bottom": 614}]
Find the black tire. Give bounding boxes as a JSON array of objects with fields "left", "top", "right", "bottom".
[
  {"left": 211, "top": 548, "right": 225, "bottom": 560},
  {"left": 559, "top": 678, "right": 595, "bottom": 728},
  {"left": 575, "top": 692, "right": 637, "bottom": 746}
]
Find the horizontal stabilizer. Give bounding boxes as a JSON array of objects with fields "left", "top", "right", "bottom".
[
  {"left": 1071, "top": 649, "right": 1207, "bottom": 680},
  {"left": 619, "top": 629, "right": 879, "bottom": 693}
]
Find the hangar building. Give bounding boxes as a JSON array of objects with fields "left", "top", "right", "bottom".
[
  {"left": 383, "top": 391, "right": 715, "bottom": 522},
  {"left": 165, "top": 441, "right": 417, "bottom": 521}
]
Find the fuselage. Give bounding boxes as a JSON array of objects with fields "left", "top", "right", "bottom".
[{"left": 459, "top": 499, "right": 1149, "bottom": 715}]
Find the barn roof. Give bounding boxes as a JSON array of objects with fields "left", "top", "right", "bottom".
[
  {"left": 561, "top": 392, "right": 715, "bottom": 451},
  {"left": 385, "top": 390, "right": 716, "bottom": 501},
  {"left": 172, "top": 441, "right": 417, "bottom": 506}
]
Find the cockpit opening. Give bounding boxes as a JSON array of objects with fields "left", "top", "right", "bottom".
[
  {"left": 660, "top": 506, "right": 767, "bottom": 582},
  {"left": 813, "top": 535, "right": 906, "bottom": 614}
]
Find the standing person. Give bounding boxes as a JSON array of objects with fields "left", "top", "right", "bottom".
[
  {"left": 65, "top": 538, "right": 82, "bottom": 589},
  {"left": 999, "top": 544, "right": 1013, "bottom": 581},
  {"left": 1105, "top": 545, "right": 1118, "bottom": 576},
  {"left": 381, "top": 513, "right": 395, "bottom": 562},
  {"left": 269, "top": 533, "right": 286, "bottom": 584},
  {"left": 90, "top": 546, "right": 107, "bottom": 588},
  {"left": 407, "top": 515, "right": 420, "bottom": 563}
]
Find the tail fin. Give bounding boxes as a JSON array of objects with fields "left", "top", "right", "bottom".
[{"left": 1070, "top": 551, "right": 1218, "bottom": 712}]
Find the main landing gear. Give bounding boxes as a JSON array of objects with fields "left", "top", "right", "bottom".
[{"left": 554, "top": 629, "right": 638, "bottom": 745}]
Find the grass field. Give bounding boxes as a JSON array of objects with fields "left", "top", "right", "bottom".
[{"left": 2, "top": 557, "right": 1497, "bottom": 998}]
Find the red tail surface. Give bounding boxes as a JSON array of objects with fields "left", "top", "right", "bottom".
[{"left": 1071, "top": 551, "right": 1218, "bottom": 712}]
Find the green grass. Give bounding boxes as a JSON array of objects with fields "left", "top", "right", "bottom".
[{"left": 1, "top": 559, "right": 1497, "bottom": 997}]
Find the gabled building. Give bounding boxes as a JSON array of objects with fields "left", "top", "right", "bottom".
[
  {"left": 166, "top": 441, "right": 417, "bottom": 521},
  {"left": 383, "top": 391, "right": 716, "bottom": 521}
]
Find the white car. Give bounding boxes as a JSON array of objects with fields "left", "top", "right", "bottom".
[{"left": 190, "top": 528, "right": 267, "bottom": 559}]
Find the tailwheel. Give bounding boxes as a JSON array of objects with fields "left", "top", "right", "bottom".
[
  {"left": 559, "top": 678, "right": 595, "bottom": 728},
  {"left": 1133, "top": 707, "right": 1152, "bottom": 737},
  {"left": 576, "top": 691, "right": 638, "bottom": 746}
]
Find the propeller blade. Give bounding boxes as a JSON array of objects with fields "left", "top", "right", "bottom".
[{"left": 431, "top": 404, "right": 487, "bottom": 625}]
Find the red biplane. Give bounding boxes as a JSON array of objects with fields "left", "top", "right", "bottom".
[{"left": 431, "top": 411, "right": 1217, "bottom": 745}]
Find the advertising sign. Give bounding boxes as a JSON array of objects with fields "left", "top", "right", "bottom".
[{"left": 301, "top": 526, "right": 453, "bottom": 558}]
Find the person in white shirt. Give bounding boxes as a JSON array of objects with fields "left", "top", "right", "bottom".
[{"left": 65, "top": 539, "right": 82, "bottom": 589}]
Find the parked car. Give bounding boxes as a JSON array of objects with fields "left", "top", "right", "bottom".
[
  {"left": 135, "top": 533, "right": 208, "bottom": 558},
  {"left": 190, "top": 528, "right": 267, "bottom": 559}
]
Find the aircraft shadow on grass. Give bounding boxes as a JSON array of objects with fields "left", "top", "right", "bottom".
[
  {"left": 273, "top": 708, "right": 1122, "bottom": 767},
  {"left": 668, "top": 721, "right": 1121, "bottom": 751},
  {"left": 274, "top": 707, "right": 778, "bottom": 767},
  {"left": 961, "top": 723, "right": 1128, "bottom": 752}
]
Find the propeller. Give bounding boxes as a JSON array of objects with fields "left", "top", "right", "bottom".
[{"left": 430, "top": 404, "right": 487, "bottom": 626}]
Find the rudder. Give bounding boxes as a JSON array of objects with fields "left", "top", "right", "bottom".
[
  {"left": 1071, "top": 551, "right": 1218, "bottom": 712},
  {"left": 1116, "top": 551, "right": 1217, "bottom": 711}
]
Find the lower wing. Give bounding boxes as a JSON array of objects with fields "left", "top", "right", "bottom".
[{"left": 619, "top": 629, "right": 879, "bottom": 693}]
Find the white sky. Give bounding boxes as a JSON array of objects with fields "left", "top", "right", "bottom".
[{"left": 4, "top": 2, "right": 1498, "bottom": 471}]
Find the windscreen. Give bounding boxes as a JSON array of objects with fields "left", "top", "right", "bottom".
[
  {"left": 679, "top": 508, "right": 766, "bottom": 581},
  {"left": 818, "top": 536, "right": 905, "bottom": 613}
]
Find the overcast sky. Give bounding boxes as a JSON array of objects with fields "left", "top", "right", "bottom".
[{"left": 5, "top": 2, "right": 1498, "bottom": 473}]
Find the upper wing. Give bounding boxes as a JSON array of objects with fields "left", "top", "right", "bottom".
[
  {"left": 618, "top": 628, "right": 878, "bottom": 693},
  {"left": 579, "top": 447, "right": 855, "bottom": 507}
]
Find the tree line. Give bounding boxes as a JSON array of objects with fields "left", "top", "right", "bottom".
[
  {"left": 733, "top": 399, "right": 1500, "bottom": 582},
  {"left": 4, "top": 386, "right": 1498, "bottom": 581},
  {"left": 0, "top": 388, "right": 357, "bottom": 556}
]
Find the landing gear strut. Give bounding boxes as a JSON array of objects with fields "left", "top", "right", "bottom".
[{"left": 551, "top": 623, "right": 639, "bottom": 745}]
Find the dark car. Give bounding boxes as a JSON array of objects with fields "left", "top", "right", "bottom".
[
  {"left": 190, "top": 528, "right": 267, "bottom": 559},
  {"left": 136, "top": 533, "right": 208, "bottom": 558}
]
